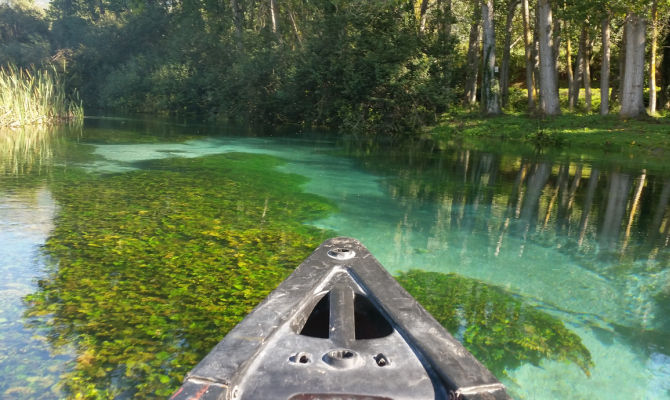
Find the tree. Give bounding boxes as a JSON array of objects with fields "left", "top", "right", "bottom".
[
  {"left": 521, "top": 0, "right": 535, "bottom": 109},
  {"left": 600, "top": 12, "right": 611, "bottom": 115},
  {"left": 537, "top": 0, "right": 560, "bottom": 115},
  {"left": 620, "top": 12, "right": 647, "bottom": 118},
  {"left": 464, "top": 2, "right": 481, "bottom": 106},
  {"left": 481, "top": 0, "right": 501, "bottom": 114},
  {"left": 648, "top": 0, "right": 658, "bottom": 114},
  {"left": 0, "top": 1, "right": 50, "bottom": 67},
  {"left": 500, "top": 0, "right": 520, "bottom": 108}
]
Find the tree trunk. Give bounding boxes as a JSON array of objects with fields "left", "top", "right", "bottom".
[
  {"left": 533, "top": 8, "right": 541, "bottom": 102},
  {"left": 420, "top": 0, "right": 430, "bottom": 33},
  {"left": 481, "top": 0, "right": 502, "bottom": 114},
  {"left": 620, "top": 12, "right": 647, "bottom": 118},
  {"left": 537, "top": 0, "right": 560, "bottom": 115},
  {"left": 522, "top": 0, "right": 535, "bottom": 109},
  {"left": 583, "top": 28, "right": 592, "bottom": 112},
  {"left": 600, "top": 14, "right": 610, "bottom": 115},
  {"left": 649, "top": 0, "right": 658, "bottom": 113},
  {"left": 501, "top": 0, "right": 520, "bottom": 108},
  {"left": 464, "top": 4, "right": 481, "bottom": 106},
  {"left": 566, "top": 24, "right": 574, "bottom": 105},
  {"left": 612, "top": 23, "right": 626, "bottom": 107},
  {"left": 270, "top": 0, "right": 279, "bottom": 34},
  {"left": 569, "top": 25, "right": 585, "bottom": 110}
]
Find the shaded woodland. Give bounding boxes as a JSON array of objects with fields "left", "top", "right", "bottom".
[{"left": 2, "top": 0, "right": 670, "bottom": 134}]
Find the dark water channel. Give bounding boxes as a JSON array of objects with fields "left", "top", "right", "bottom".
[{"left": 0, "top": 117, "right": 669, "bottom": 399}]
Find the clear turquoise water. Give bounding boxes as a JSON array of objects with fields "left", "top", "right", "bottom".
[{"left": 1, "top": 117, "right": 669, "bottom": 398}]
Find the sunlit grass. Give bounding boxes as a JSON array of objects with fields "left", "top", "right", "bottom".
[
  {"left": 431, "top": 89, "right": 670, "bottom": 170},
  {"left": 0, "top": 64, "right": 83, "bottom": 128}
]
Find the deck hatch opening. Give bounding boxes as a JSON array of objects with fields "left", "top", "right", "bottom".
[
  {"left": 354, "top": 294, "right": 393, "bottom": 339},
  {"left": 299, "top": 292, "right": 394, "bottom": 340},
  {"left": 299, "top": 293, "right": 330, "bottom": 338}
]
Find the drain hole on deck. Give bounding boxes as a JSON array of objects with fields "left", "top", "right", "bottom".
[
  {"left": 354, "top": 294, "right": 393, "bottom": 339},
  {"left": 327, "top": 248, "right": 356, "bottom": 260},
  {"left": 299, "top": 293, "right": 330, "bottom": 338},
  {"left": 374, "top": 353, "right": 389, "bottom": 367},
  {"left": 289, "top": 352, "right": 311, "bottom": 364}
]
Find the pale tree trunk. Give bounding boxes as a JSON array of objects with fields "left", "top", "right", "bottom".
[
  {"left": 522, "top": 0, "right": 535, "bottom": 109},
  {"left": 501, "top": 0, "right": 520, "bottom": 108},
  {"left": 481, "top": 0, "right": 502, "bottom": 114},
  {"left": 649, "top": 0, "right": 658, "bottom": 114},
  {"left": 270, "top": 0, "right": 279, "bottom": 34},
  {"left": 288, "top": 7, "right": 302, "bottom": 46},
  {"left": 612, "top": 25, "right": 626, "bottom": 107},
  {"left": 569, "top": 25, "right": 585, "bottom": 110},
  {"left": 420, "top": 0, "right": 430, "bottom": 33},
  {"left": 553, "top": 16, "right": 561, "bottom": 69},
  {"left": 620, "top": 13, "right": 647, "bottom": 118},
  {"left": 537, "top": 0, "right": 560, "bottom": 115},
  {"left": 533, "top": 9, "right": 542, "bottom": 102},
  {"left": 566, "top": 23, "right": 574, "bottom": 104},
  {"left": 583, "top": 29, "right": 592, "bottom": 112},
  {"left": 600, "top": 14, "right": 611, "bottom": 115},
  {"left": 464, "top": 4, "right": 481, "bottom": 106}
]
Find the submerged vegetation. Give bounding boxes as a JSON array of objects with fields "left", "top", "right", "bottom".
[
  {"left": 0, "top": 64, "right": 83, "bottom": 128},
  {"left": 397, "top": 270, "right": 593, "bottom": 376},
  {"left": 10, "top": 150, "right": 595, "bottom": 398},
  {"left": 21, "top": 153, "right": 333, "bottom": 398}
]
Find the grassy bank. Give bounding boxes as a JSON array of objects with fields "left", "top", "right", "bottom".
[
  {"left": 429, "top": 107, "right": 670, "bottom": 171},
  {"left": 0, "top": 64, "right": 83, "bottom": 127}
]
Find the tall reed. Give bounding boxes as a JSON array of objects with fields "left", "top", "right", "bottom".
[{"left": 0, "top": 64, "right": 84, "bottom": 127}]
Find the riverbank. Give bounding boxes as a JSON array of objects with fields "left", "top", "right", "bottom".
[{"left": 427, "top": 109, "right": 670, "bottom": 172}]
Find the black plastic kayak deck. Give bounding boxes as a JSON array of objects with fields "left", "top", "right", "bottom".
[{"left": 170, "top": 237, "right": 510, "bottom": 400}]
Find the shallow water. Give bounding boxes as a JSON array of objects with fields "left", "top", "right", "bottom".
[{"left": 1, "top": 117, "right": 668, "bottom": 399}]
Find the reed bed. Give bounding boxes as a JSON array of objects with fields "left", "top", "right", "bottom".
[{"left": 0, "top": 64, "right": 83, "bottom": 128}]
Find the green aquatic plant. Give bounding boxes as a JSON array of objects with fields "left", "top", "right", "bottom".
[
  {"left": 23, "top": 153, "right": 334, "bottom": 398},
  {"left": 0, "top": 64, "right": 83, "bottom": 128},
  {"left": 396, "top": 270, "right": 593, "bottom": 377}
]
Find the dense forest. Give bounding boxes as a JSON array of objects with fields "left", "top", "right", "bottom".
[{"left": 2, "top": 0, "right": 669, "bottom": 134}]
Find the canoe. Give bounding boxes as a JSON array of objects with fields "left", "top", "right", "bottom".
[{"left": 170, "top": 237, "right": 510, "bottom": 400}]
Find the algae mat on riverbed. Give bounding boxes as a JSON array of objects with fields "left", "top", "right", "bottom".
[
  {"left": 16, "top": 152, "right": 590, "bottom": 398},
  {"left": 23, "top": 153, "right": 334, "bottom": 398}
]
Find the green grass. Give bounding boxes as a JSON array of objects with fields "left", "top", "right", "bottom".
[
  {"left": 430, "top": 91, "right": 670, "bottom": 171},
  {"left": 0, "top": 64, "right": 83, "bottom": 128}
]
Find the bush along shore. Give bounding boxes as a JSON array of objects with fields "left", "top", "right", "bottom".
[{"left": 0, "top": 64, "right": 83, "bottom": 128}]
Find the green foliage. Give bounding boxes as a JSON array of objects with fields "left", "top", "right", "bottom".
[
  {"left": 0, "top": 64, "right": 83, "bottom": 127},
  {"left": 396, "top": 270, "right": 593, "bottom": 376},
  {"left": 0, "top": 2, "right": 50, "bottom": 67},
  {"left": 23, "top": 153, "right": 334, "bottom": 398}
]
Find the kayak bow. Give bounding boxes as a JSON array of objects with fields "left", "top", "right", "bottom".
[{"left": 170, "top": 237, "right": 510, "bottom": 400}]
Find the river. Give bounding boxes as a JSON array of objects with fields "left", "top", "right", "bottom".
[{"left": 1, "top": 117, "right": 668, "bottom": 399}]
